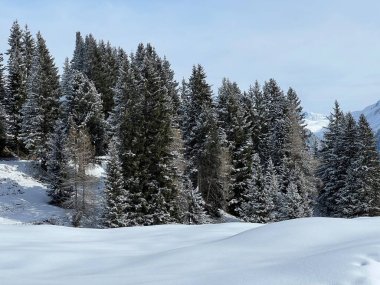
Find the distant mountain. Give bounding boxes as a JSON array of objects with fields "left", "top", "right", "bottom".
[
  {"left": 352, "top": 100, "right": 380, "bottom": 150},
  {"left": 304, "top": 112, "right": 329, "bottom": 139},
  {"left": 352, "top": 100, "right": 380, "bottom": 133}
]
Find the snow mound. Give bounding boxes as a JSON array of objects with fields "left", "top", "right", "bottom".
[
  {"left": 1, "top": 217, "right": 380, "bottom": 284},
  {"left": 0, "top": 160, "right": 67, "bottom": 224}
]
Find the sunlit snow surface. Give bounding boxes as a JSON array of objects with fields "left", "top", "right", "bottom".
[
  {"left": 1, "top": 218, "right": 380, "bottom": 284},
  {"left": 1, "top": 160, "right": 380, "bottom": 284},
  {"left": 0, "top": 160, "right": 67, "bottom": 224}
]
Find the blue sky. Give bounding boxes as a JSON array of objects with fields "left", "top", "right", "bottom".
[{"left": 1, "top": 0, "right": 380, "bottom": 114}]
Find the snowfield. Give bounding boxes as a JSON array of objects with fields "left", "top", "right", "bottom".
[
  {"left": 1, "top": 218, "right": 380, "bottom": 285},
  {"left": 1, "top": 160, "right": 380, "bottom": 284}
]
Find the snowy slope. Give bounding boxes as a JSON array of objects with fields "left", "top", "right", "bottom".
[
  {"left": 352, "top": 100, "right": 380, "bottom": 132},
  {"left": 304, "top": 112, "right": 329, "bottom": 138},
  {"left": 1, "top": 217, "right": 380, "bottom": 285},
  {"left": 0, "top": 160, "right": 68, "bottom": 224}
]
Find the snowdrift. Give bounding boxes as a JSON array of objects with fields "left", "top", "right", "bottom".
[{"left": 1, "top": 217, "right": 380, "bottom": 285}]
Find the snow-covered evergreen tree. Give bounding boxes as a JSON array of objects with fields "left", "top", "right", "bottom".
[
  {"left": 217, "top": 78, "right": 252, "bottom": 216},
  {"left": 64, "top": 69, "right": 105, "bottom": 155},
  {"left": 19, "top": 32, "right": 60, "bottom": 166},
  {"left": 106, "top": 55, "right": 130, "bottom": 139},
  {"left": 239, "top": 154, "right": 274, "bottom": 223},
  {"left": 181, "top": 179, "right": 209, "bottom": 224},
  {"left": 71, "top": 32, "right": 85, "bottom": 72},
  {"left": 104, "top": 139, "right": 130, "bottom": 228},
  {"left": 118, "top": 43, "right": 180, "bottom": 225},
  {"left": 317, "top": 101, "right": 346, "bottom": 216},
  {"left": 5, "top": 21, "right": 28, "bottom": 153},
  {"left": 19, "top": 53, "right": 44, "bottom": 159},
  {"left": 0, "top": 54, "right": 6, "bottom": 153},
  {"left": 46, "top": 119, "right": 70, "bottom": 205},
  {"left": 337, "top": 114, "right": 380, "bottom": 217}
]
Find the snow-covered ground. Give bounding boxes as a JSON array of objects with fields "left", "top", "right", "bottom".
[
  {"left": 1, "top": 217, "right": 380, "bottom": 284},
  {"left": 0, "top": 159, "right": 106, "bottom": 226},
  {"left": 0, "top": 160, "right": 68, "bottom": 224},
  {"left": 2, "top": 160, "right": 380, "bottom": 284}
]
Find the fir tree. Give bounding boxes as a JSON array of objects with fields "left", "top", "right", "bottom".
[
  {"left": 181, "top": 180, "right": 209, "bottom": 225},
  {"left": 317, "top": 101, "right": 346, "bottom": 216},
  {"left": 46, "top": 119, "right": 70, "bottom": 205},
  {"left": 239, "top": 154, "right": 274, "bottom": 223},
  {"left": 19, "top": 32, "right": 60, "bottom": 166},
  {"left": 0, "top": 53, "right": 6, "bottom": 104},
  {"left": 197, "top": 107, "right": 224, "bottom": 215},
  {"left": 280, "top": 88, "right": 316, "bottom": 218},
  {"left": 119, "top": 43, "right": 179, "bottom": 225},
  {"left": 64, "top": 69, "right": 105, "bottom": 155},
  {"left": 260, "top": 79, "right": 287, "bottom": 167},
  {"left": 71, "top": 32, "right": 85, "bottom": 72},
  {"left": 0, "top": 104, "right": 6, "bottom": 154},
  {"left": 19, "top": 52, "right": 44, "bottom": 159},
  {"left": 22, "top": 25, "right": 35, "bottom": 78},
  {"left": 104, "top": 139, "right": 130, "bottom": 228},
  {"left": 217, "top": 78, "right": 252, "bottom": 216},
  {"left": 338, "top": 115, "right": 380, "bottom": 217},
  {"left": 5, "top": 21, "right": 27, "bottom": 153}
]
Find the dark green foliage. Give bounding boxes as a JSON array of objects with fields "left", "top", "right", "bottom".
[
  {"left": 104, "top": 139, "right": 130, "bottom": 227},
  {"left": 47, "top": 119, "right": 70, "bottom": 205},
  {"left": 63, "top": 67, "right": 105, "bottom": 155},
  {"left": 318, "top": 102, "right": 380, "bottom": 218},
  {"left": 116, "top": 43, "right": 180, "bottom": 226},
  {"left": 5, "top": 21, "right": 28, "bottom": 153},
  {"left": 20, "top": 32, "right": 60, "bottom": 165},
  {"left": 217, "top": 78, "right": 252, "bottom": 216}
]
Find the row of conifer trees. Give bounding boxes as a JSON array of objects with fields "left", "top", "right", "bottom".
[{"left": 0, "top": 21, "right": 379, "bottom": 227}]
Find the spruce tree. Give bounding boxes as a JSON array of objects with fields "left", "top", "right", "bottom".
[
  {"left": 0, "top": 54, "right": 6, "bottom": 153},
  {"left": 280, "top": 88, "right": 316, "bottom": 218},
  {"left": 5, "top": 21, "right": 27, "bottom": 153},
  {"left": 338, "top": 115, "right": 380, "bottom": 217},
  {"left": 22, "top": 25, "right": 35, "bottom": 78},
  {"left": 20, "top": 32, "right": 60, "bottom": 165},
  {"left": 64, "top": 69, "right": 105, "bottom": 155},
  {"left": 356, "top": 115, "right": 380, "bottom": 216},
  {"left": 317, "top": 101, "right": 346, "bottom": 216},
  {"left": 217, "top": 78, "right": 252, "bottom": 216},
  {"left": 181, "top": 180, "right": 209, "bottom": 225},
  {"left": 0, "top": 104, "right": 6, "bottom": 154},
  {"left": 104, "top": 139, "right": 130, "bottom": 228},
  {"left": 182, "top": 65, "right": 224, "bottom": 215},
  {"left": 0, "top": 53, "right": 6, "bottom": 104},
  {"left": 239, "top": 154, "right": 274, "bottom": 223},
  {"left": 46, "top": 119, "right": 70, "bottom": 205},
  {"left": 119, "top": 44, "right": 179, "bottom": 225},
  {"left": 260, "top": 79, "right": 287, "bottom": 167},
  {"left": 197, "top": 107, "right": 224, "bottom": 215},
  {"left": 19, "top": 52, "right": 44, "bottom": 159},
  {"left": 71, "top": 32, "right": 85, "bottom": 72}
]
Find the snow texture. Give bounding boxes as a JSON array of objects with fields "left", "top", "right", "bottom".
[
  {"left": 0, "top": 160, "right": 67, "bottom": 224},
  {"left": 304, "top": 111, "right": 329, "bottom": 138},
  {"left": 1, "top": 217, "right": 380, "bottom": 284}
]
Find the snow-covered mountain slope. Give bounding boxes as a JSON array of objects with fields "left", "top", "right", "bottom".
[
  {"left": 0, "top": 160, "right": 68, "bottom": 224},
  {"left": 304, "top": 112, "right": 329, "bottom": 138},
  {"left": 352, "top": 100, "right": 380, "bottom": 132},
  {"left": 1, "top": 217, "right": 380, "bottom": 285}
]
